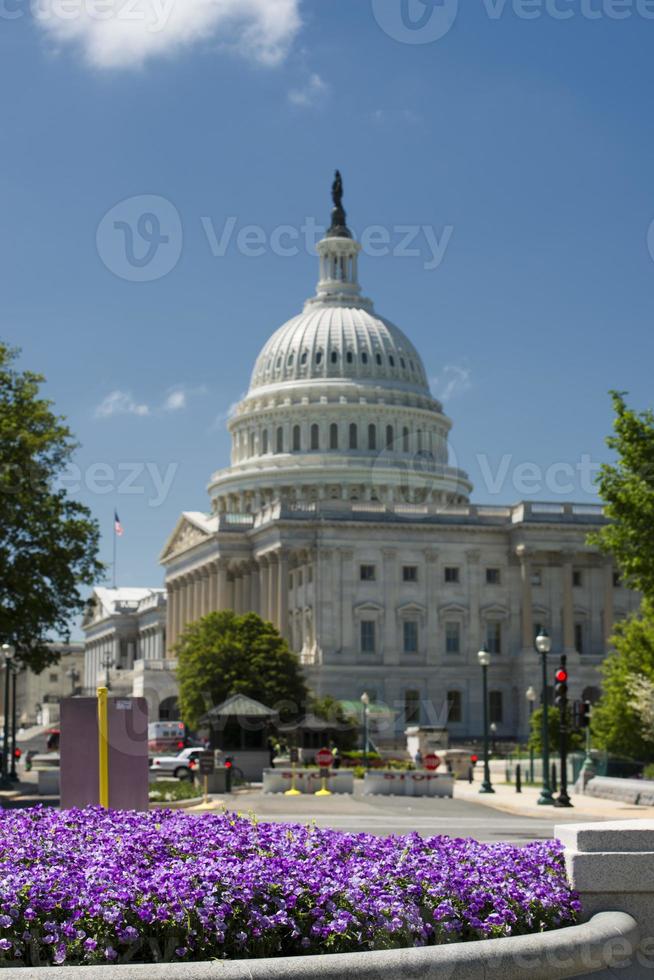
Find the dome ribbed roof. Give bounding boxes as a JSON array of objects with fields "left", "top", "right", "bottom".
[{"left": 249, "top": 305, "right": 429, "bottom": 394}]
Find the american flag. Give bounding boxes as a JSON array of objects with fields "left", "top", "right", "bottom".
[{"left": 114, "top": 511, "right": 124, "bottom": 537}]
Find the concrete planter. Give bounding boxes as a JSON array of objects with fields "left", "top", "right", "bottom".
[
  {"left": 0, "top": 912, "right": 638, "bottom": 979},
  {"left": 262, "top": 768, "right": 354, "bottom": 794},
  {"left": 363, "top": 770, "right": 455, "bottom": 797}
]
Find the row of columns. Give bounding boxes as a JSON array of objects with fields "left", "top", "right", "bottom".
[
  {"left": 166, "top": 550, "right": 294, "bottom": 654},
  {"left": 518, "top": 550, "right": 615, "bottom": 653}
]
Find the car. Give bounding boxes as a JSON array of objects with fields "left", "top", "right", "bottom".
[{"left": 149, "top": 747, "right": 206, "bottom": 780}]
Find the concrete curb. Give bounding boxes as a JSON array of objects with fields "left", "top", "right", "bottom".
[
  {"left": 148, "top": 797, "right": 205, "bottom": 811},
  {"left": 0, "top": 912, "right": 639, "bottom": 979}
]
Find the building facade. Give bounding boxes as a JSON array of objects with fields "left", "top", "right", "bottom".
[
  {"left": 0, "top": 643, "right": 86, "bottom": 729},
  {"left": 84, "top": 179, "right": 639, "bottom": 739}
]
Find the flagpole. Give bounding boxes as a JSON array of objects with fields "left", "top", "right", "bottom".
[{"left": 112, "top": 510, "right": 117, "bottom": 590}]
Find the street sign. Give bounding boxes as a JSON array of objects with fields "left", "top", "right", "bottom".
[
  {"left": 316, "top": 747, "right": 334, "bottom": 769},
  {"left": 423, "top": 753, "right": 441, "bottom": 771},
  {"left": 199, "top": 753, "right": 215, "bottom": 776}
]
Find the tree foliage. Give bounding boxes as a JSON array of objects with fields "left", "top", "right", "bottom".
[
  {"left": 176, "top": 611, "right": 308, "bottom": 730},
  {"left": 591, "top": 602, "right": 654, "bottom": 760},
  {"left": 0, "top": 344, "right": 102, "bottom": 671},
  {"left": 589, "top": 391, "right": 654, "bottom": 601},
  {"left": 528, "top": 706, "right": 583, "bottom": 755},
  {"left": 310, "top": 694, "right": 358, "bottom": 751}
]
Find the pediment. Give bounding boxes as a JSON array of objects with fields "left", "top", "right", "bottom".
[
  {"left": 481, "top": 603, "right": 509, "bottom": 620},
  {"left": 160, "top": 512, "right": 215, "bottom": 563}
]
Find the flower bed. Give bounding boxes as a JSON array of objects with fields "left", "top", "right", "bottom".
[{"left": 0, "top": 807, "right": 580, "bottom": 967}]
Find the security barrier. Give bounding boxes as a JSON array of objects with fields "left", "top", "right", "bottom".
[
  {"left": 262, "top": 768, "right": 354, "bottom": 795},
  {"left": 363, "top": 770, "right": 455, "bottom": 797}
]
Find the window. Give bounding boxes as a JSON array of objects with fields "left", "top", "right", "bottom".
[
  {"left": 292, "top": 425, "right": 301, "bottom": 451},
  {"left": 447, "top": 690, "right": 462, "bottom": 724},
  {"left": 575, "top": 623, "right": 584, "bottom": 654},
  {"left": 276, "top": 427, "right": 284, "bottom": 454},
  {"left": 360, "top": 620, "right": 376, "bottom": 654},
  {"left": 613, "top": 572, "right": 621, "bottom": 588},
  {"left": 573, "top": 569, "right": 583, "bottom": 588},
  {"left": 308, "top": 566, "right": 313, "bottom": 584},
  {"left": 360, "top": 564, "right": 376, "bottom": 582},
  {"left": 368, "top": 424, "right": 377, "bottom": 451},
  {"left": 489, "top": 691, "right": 503, "bottom": 724},
  {"left": 330, "top": 423, "right": 339, "bottom": 450},
  {"left": 486, "top": 622, "right": 502, "bottom": 655},
  {"left": 361, "top": 351, "right": 368, "bottom": 364},
  {"left": 349, "top": 423, "right": 358, "bottom": 450},
  {"left": 486, "top": 568, "right": 501, "bottom": 585},
  {"left": 376, "top": 353, "right": 382, "bottom": 365},
  {"left": 531, "top": 570, "right": 542, "bottom": 587},
  {"left": 403, "top": 620, "right": 418, "bottom": 654},
  {"left": 330, "top": 350, "right": 338, "bottom": 364},
  {"left": 404, "top": 690, "right": 420, "bottom": 725},
  {"left": 316, "top": 350, "right": 323, "bottom": 365},
  {"left": 402, "top": 565, "right": 418, "bottom": 583},
  {"left": 402, "top": 427, "right": 410, "bottom": 453},
  {"left": 445, "top": 622, "right": 461, "bottom": 654},
  {"left": 346, "top": 351, "right": 354, "bottom": 364},
  {"left": 389, "top": 355, "right": 395, "bottom": 367},
  {"left": 444, "top": 566, "right": 460, "bottom": 584},
  {"left": 386, "top": 424, "right": 394, "bottom": 449},
  {"left": 301, "top": 351, "right": 308, "bottom": 365},
  {"left": 49, "top": 673, "right": 58, "bottom": 683},
  {"left": 311, "top": 424, "right": 320, "bottom": 450}
]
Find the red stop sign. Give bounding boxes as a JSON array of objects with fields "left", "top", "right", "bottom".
[
  {"left": 423, "top": 753, "right": 441, "bottom": 771},
  {"left": 316, "top": 747, "right": 334, "bottom": 769}
]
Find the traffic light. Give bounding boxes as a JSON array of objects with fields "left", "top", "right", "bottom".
[
  {"left": 578, "top": 700, "right": 591, "bottom": 729},
  {"left": 554, "top": 658, "right": 568, "bottom": 709},
  {"left": 470, "top": 754, "right": 479, "bottom": 766}
]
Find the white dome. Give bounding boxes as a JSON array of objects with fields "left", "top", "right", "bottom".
[{"left": 250, "top": 305, "right": 430, "bottom": 395}]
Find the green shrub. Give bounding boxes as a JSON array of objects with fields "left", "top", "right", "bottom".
[{"left": 149, "top": 779, "right": 202, "bottom": 803}]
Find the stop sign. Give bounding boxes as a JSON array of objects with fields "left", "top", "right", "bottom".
[
  {"left": 423, "top": 753, "right": 441, "bottom": 771},
  {"left": 316, "top": 747, "right": 334, "bottom": 769}
]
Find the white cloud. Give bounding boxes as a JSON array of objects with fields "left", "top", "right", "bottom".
[
  {"left": 94, "top": 390, "right": 150, "bottom": 418},
  {"left": 372, "top": 108, "right": 422, "bottom": 126},
  {"left": 34, "top": 0, "right": 302, "bottom": 71},
  {"left": 431, "top": 365, "right": 472, "bottom": 402},
  {"left": 288, "top": 72, "right": 328, "bottom": 107},
  {"left": 163, "top": 389, "right": 187, "bottom": 412}
]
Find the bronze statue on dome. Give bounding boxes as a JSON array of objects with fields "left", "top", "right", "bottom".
[{"left": 328, "top": 169, "right": 351, "bottom": 238}]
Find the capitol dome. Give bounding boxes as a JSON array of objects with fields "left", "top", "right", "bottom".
[{"left": 208, "top": 174, "right": 472, "bottom": 513}]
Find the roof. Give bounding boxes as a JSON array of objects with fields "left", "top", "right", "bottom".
[
  {"left": 93, "top": 587, "right": 165, "bottom": 618},
  {"left": 202, "top": 693, "right": 278, "bottom": 720}
]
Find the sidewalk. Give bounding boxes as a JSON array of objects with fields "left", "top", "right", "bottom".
[{"left": 456, "top": 778, "right": 654, "bottom": 820}]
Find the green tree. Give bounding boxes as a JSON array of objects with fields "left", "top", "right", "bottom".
[
  {"left": 310, "top": 694, "right": 358, "bottom": 751},
  {"left": 0, "top": 344, "right": 101, "bottom": 671},
  {"left": 591, "top": 602, "right": 654, "bottom": 760},
  {"left": 176, "top": 611, "right": 308, "bottom": 729},
  {"left": 528, "top": 706, "right": 583, "bottom": 755},
  {"left": 589, "top": 391, "right": 654, "bottom": 600}
]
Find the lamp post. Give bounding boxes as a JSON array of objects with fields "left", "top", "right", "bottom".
[
  {"left": 360, "top": 692, "right": 370, "bottom": 770},
  {"left": 478, "top": 645, "right": 494, "bottom": 794},
  {"left": 1, "top": 645, "right": 12, "bottom": 788},
  {"left": 65, "top": 666, "right": 80, "bottom": 696},
  {"left": 101, "top": 653, "right": 113, "bottom": 691},
  {"left": 9, "top": 663, "right": 17, "bottom": 781},
  {"left": 526, "top": 686, "right": 537, "bottom": 783},
  {"left": 535, "top": 629, "right": 555, "bottom": 806}
]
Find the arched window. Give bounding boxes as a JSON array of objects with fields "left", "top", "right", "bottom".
[
  {"left": 301, "top": 351, "right": 308, "bottom": 365},
  {"left": 288, "top": 353, "right": 294, "bottom": 367},
  {"left": 262, "top": 429, "right": 269, "bottom": 454},
  {"left": 368, "top": 424, "right": 376, "bottom": 451},
  {"left": 447, "top": 691, "right": 462, "bottom": 724},
  {"left": 316, "top": 350, "right": 323, "bottom": 365},
  {"left": 386, "top": 425, "right": 394, "bottom": 449},
  {"left": 346, "top": 351, "right": 354, "bottom": 364},
  {"left": 276, "top": 427, "right": 284, "bottom": 454},
  {"left": 361, "top": 351, "right": 368, "bottom": 364},
  {"left": 330, "top": 423, "right": 339, "bottom": 450},
  {"left": 311, "top": 424, "right": 320, "bottom": 451},
  {"left": 389, "top": 355, "right": 395, "bottom": 367},
  {"left": 403, "top": 427, "right": 410, "bottom": 453},
  {"left": 292, "top": 425, "right": 301, "bottom": 452},
  {"left": 331, "top": 350, "right": 338, "bottom": 364},
  {"left": 349, "top": 424, "right": 358, "bottom": 450},
  {"left": 400, "top": 357, "right": 406, "bottom": 369},
  {"left": 376, "top": 353, "right": 383, "bottom": 366}
]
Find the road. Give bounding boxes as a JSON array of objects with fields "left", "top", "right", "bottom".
[{"left": 226, "top": 785, "right": 591, "bottom": 844}]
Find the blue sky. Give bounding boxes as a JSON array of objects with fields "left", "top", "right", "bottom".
[{"left": 2, "top": 0, "right": 652, "bottom": 597}]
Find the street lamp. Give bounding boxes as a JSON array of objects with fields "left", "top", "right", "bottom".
[
  {"left": 1, "top": 645, "right": 12, "bottom": 788},
  {"left": 477, "top": 645, "right": 494, "bottom": 794},
  {"left": 360, "top": 692, "right": 370, "bottom": 770},
  {"left": 526, "top": 686, "right": 537, "bottom": 783},
  {"left": 65, "top": 666, "right": 80, "bottom": 696},
  {"left": 490, "top": 722, "right": 498, "bottom": 755},
  {"left": 9, "top": 662, "right": 17, "bottom": 782},
  {"left": 535, "top": 629, "right": 555, "bottom": 806},
  {"left": 101, "top": 653, "right": 113, "bottom": 691}
]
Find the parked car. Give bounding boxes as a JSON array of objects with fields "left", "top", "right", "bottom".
[{"left": 149, "top": 747, "right": 206, "bottom": 780}]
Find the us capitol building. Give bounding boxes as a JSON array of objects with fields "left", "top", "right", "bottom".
[{"left": 83, "top": 175, "right": 639, "bottom": 742}]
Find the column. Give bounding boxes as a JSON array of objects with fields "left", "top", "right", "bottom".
[
  {"left": 242, "top": 565, "right": 252, "bottom": 613},
  {"left": 340, "top": 549, "right": 354, "bottom": 654},
  {"left": 268, "top": 554, "right": 279, "bottom": 629},
  {"left": 166, "top": 580, "right": 177, "bottom": 655},
  {"left": 562, "top": 554, "right": 575, "bottom": 653},
  {"left": 382, "top": 548, "right": 398, "bottom": 665},
  {"left": 182, "top": 575, "right": 192, "bottom": 633},
  {"left": 277, "top": 549, "right": 290, "bottom": 640},
  {"left": 210, "top": 562, "right": 219, "bottom": 612},
  {"left": 251, "top": 561, "right": 261, "bottom": 616},
  {"left": 466, "top": 550, "right": 481, "bottom": 657},
  {"left": 260, "top": 558, "right": 270, "bottom": 620},
  {"left": 216, "top": 560, "right": 229, "bottom": 611},
  {"left": 603, "top": 560, "right": 614, "bottom": 650},
  {"left": 234, "top": 570, "right": 244, "bottom": 615},
  {"left": 518, "top": 549, "right": 534, "bottom": 651},
  {"left": 425, "top": 549, "right": 439, "bottom": 664}
]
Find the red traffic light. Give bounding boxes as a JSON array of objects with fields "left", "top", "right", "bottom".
[
  {"left": 470, "top": 754, "right": 479, "bottom": 764},
  {"left": 555, "top": 669, "right": 568, "bottom": 683},
  {"left": 224, "top": 760, "right": 232, "bottom": 769}
]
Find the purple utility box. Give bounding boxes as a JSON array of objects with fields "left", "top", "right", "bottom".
[{"left": 60, "top": 696, "right": 149, "bottom": 810}]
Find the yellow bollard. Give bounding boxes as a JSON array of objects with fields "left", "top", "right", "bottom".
[
  {"left": 97, "top": 686, "right": 109, "bottom": 808},
  {"left": 315, "top": 768, "right": 332, "bottom": 797},
  {"left": 285, "top": 762, "right": 302, "bottom": 796}
]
